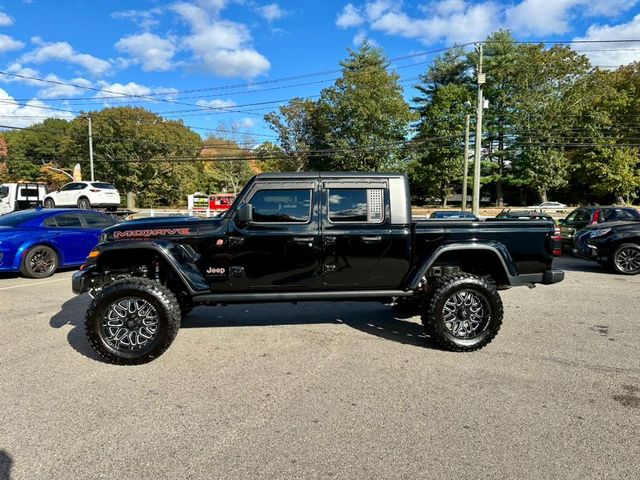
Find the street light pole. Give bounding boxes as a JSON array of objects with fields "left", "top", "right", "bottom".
[
  {"left": 87, "top": 115, "right": 94, "bottom": 182},
  {"left": 462, "top": 113, "right": 470, "bottom": 211},
  {"left": 472, "top": 42, "right": 485, "bottom": 216}
]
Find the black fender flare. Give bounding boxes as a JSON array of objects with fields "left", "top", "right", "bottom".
[
  {"left": 407, "top": 241, "right": 518, "bottom": 289},
  {"left": 94, "top": 240, "right": 209, "bottom": 294}
]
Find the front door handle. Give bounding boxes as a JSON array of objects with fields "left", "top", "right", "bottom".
[
  {"left": 229, "top": 237, "right": 244, "bottom": 247},
  {"left": 361, "top": 236, "right": 382, "bottom": 242},
  {"left": 291, "top": 236, "right": 314, "bottom": 245}
]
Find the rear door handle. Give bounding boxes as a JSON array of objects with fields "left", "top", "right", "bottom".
[{"left": 361, "top": 236, "right": 382, "bottom": 242}]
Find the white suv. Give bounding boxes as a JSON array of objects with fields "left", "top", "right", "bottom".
[{"left": 44, "top": 181, "right": 121, "bottom": 210}]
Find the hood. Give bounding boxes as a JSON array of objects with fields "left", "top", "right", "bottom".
[{"left": 103, "top": 215, "right": 222, "bottom": 241}]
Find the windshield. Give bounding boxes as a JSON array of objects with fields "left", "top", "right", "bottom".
[
  {"left": 0, "top": 210, "right": 44, "bottom": 227},
  {"left": 0, "top": 186, "right": 8, "bottom": 200}
]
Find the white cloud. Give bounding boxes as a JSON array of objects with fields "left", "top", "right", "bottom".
[
  {"left": 505, "top": 0, "right": 580, "bottom": 36},
  {"left": 431, "top": 0, "right": 467, "bottom": 15},
  {"left": 337, "top": 4, "right": 364, "bottom": 28},
  {"left": 574, "top": 14, "right": 640, "bottom": 67},
  {"left": 237, "top": 117, "right": 255, "bottom": 129},
  {"left": 353, "top": 31, "right": 377, "bottom": 46},
  {"left": 0, "top": 11, "right": 14, "bottom": 26},
  {"left": 19, "top": 39, "right": 111, "bottom": 76},
  {"left": 196, "top": 98, "right": 236, "bottom": 109},
  {"left": 370, "top": 2, "right": 497, "bottom": 44},
  {"left": 364, "top": 0, "right": 397, "bottom": 21},
  {"left": 115, "top": 33, "right": 177, "bottom": 71},
  {"left": 172, "top": 2, "right": 270, "bottom": 77},
  {"left": 257, "top": 3, "right": 288, "bottom": 22},
  {"left": 0, "top": 88, "right": 75, "bottom": 128},
  {"left": 38, "top": 75, "right": 93, "bottom": 98},
  {"left": 111, "top": 8, "right": 164, "bottom": 30},
  {"left": 0, "top": 34, "right": 24, "bottom": 54},
  {"left": 95, "top": 81, "right": 152, "bottom": 98}
]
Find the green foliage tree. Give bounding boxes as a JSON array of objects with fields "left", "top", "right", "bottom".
[
  {"left": 65, "top": 107, "right": 203, "bottom": 206},
  {"left": 315, "top": 41, "right": 416, "bottom": 171}
]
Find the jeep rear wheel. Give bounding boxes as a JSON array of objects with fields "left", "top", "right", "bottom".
[
  {"left": 422, "top": 273, "right": 503, "bottom": 352},
  {"left": 85, "top": 278, "right": 181, "bottom": 365}
]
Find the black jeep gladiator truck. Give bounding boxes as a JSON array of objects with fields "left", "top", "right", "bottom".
[{"left": 72, "top": 172, "right": 564, "bottom": 364}]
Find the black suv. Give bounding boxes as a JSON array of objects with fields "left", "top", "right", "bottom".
[
  {"left": 573, "top": 221, "right": 640, "bottom": 275},
  {"left": 559, "top": 206, "right": 640, "bottom": 250}
]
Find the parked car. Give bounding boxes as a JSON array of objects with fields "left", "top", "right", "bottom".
[
  {"left": 429, "top": 210, "right": 479, "bottom": 220},
  {"left": 0, "top": 209, "right": 116, "bottom": 278},
  {"left": 527, "top": 201, "right": 567, "bottom": 211},
  {"left": 43, "top": 181, "right": 121, "bottom": 210},
  {"left": 559, "top": 206, "right": 640, "bottom": 250},
  {"left": 495, "top": 209, "right": 554, "bottom": 221},
  {"left": 573, "top": 221, "right": 640, "bottom": 275}
]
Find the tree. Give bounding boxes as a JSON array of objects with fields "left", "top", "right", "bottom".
[
  {"left": 315, "top": 41, "right": 416, "bottom": 171},
  {"left": 412, "top": 46, "right": 473, "bottom": 205},
  {"left": 199, "top": 135, "right": 255, "bottom": 193},
  {"left": 65, "top": 107, "right": 203, "bottom": 206},
  {"left": 263, "top": 98, "right": 320, "bottom": 171}
]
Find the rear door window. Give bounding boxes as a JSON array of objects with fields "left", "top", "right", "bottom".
[
  {"left": 602, "top": 208, "right": 640, "bottom": 222},
  {"left": 328, "top": 188, "right": 384, "bottom": 223},
  {"left": 52, "top": 213, "right": 83, "bottom": 228}
]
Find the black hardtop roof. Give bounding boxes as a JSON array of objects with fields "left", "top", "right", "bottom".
[{"left": 254, "top": 172, "right": 407, "bottom": 181}]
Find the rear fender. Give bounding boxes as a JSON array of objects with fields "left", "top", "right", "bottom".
[
  {"left": 408, "top": 241, "right": 517, "bottom": 289},
  {"left": 12, "top": 239, "right": 65, "bottom": 270},
  {"left": 94, "top": 240, "right": 209, "bottom": 294}
]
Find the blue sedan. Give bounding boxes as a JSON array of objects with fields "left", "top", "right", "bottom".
[{"left": 0, "top": 209, "right": 116, "bottom": 278}]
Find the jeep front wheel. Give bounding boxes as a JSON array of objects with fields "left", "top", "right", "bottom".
[
  {"left": 422, "top": 273, "right": 503, "bottom": 352},
  {"left": 85, "top": 278, "right": 181, "bottom": 365}
]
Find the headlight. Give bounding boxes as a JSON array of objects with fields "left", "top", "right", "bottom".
[{"left": 589, "top": 228, "right": 611, "bottom": 238}]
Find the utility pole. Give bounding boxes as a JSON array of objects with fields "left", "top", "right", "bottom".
[
  {"left": 472, "top": 42, "right": 485, "bottom": 216},
  {"left": 462, "top": 113, "right": 470, "bottom": 211},
  {"left": 87, "top": 115, "right": 94, "bottom": 182}
]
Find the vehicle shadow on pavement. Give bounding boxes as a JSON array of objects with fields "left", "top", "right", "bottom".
[
  {"left": 49, "top": 295, "right": 103, "bottom": 362},
  {"left": 0, "top": 450, "right": 12, "bottom": 480},
  {"left": 182, "top": 302, "right": 439, "bottom": 350},
  {"left": 554, "top": 255, "right": 609, "bottom": 274},
  {"left": 49, "top": 298, "right": 440, "bottom": 363}
]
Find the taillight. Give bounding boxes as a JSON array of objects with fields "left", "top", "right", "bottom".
[
  {"left": 592, "top": 209, "right": 600, "bottom": 224},
  {"left": 552, "top": 225, "right": 562, "bottom": 256},
  {"left": 89, "top": 189, "right": 100, "bottom": 192}
]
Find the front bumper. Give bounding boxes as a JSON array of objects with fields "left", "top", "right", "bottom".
[{"left": 72, "top": 266, "right": 101, "bottom": 294}]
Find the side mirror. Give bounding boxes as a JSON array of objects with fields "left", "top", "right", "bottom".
[{"left": 236, "top": 203, "right": 253, "bottom": 223}]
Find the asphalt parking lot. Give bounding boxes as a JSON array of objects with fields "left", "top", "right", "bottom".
[{"left": 0, "top": 256, "right": 639, "bottom": 480}]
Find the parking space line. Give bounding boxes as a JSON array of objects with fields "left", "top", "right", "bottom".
[{"left": 0, "top": 277, "right": 70, "bottom": 291}]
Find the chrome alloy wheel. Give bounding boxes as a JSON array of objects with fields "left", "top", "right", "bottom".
[
  {"left": 442, "top": 290, "right": 491, "bottom": 339},
  {"left": 29, "top": 247, "right": 56, "bottom": 275},
  {"left": 100, "top": 297, "right": 159, "bottom": 351},
  {"left": 615, "top": 247, "right": 640, "bottom": 274}
]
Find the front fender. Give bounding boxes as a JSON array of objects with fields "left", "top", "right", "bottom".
[
  {"left": 408, "top": 241, "right": 517, "bottom": 289},
  {"left": 93, "top": 240, "right": 209, "bottom": 294}
]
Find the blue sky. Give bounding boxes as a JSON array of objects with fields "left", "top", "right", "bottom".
[{"left": 1, "top": 0, "right": 640, "bottom": 141}]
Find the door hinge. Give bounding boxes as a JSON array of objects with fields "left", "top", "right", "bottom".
[
  {"left": 323, "top": 264, "right": 336, "bottom": 273},
  {"left": 229, "top": 266, "right": 244, "bottom": 276}
]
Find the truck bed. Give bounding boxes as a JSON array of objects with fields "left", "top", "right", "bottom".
[{"left": 412, "top": 218, "right": 557, "bottom": 284}]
